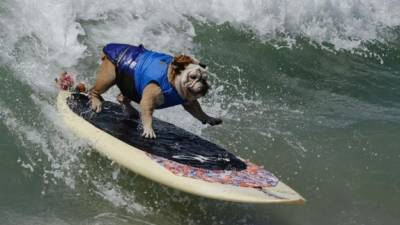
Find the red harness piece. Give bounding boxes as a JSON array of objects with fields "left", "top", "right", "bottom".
[{"left": 56, "top": 72, "right": 86, "bottom": 92}]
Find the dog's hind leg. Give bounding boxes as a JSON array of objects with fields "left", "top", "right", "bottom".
[{"left": 117, "top": 93, "right": 139, "bottom": 118}]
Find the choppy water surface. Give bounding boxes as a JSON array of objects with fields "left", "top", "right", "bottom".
[{"left": 0, "top": 1, "right": 399, "bottom": 225}]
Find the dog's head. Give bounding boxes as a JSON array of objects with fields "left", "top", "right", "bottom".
[{"left": 170, "top": 54, "right": 210, "bottom": 100}]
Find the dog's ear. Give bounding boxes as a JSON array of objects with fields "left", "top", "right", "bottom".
[
  {"left": 199, "top": 63, "right": 207, "bottom": 69},
  {"left": 171, "top": 54, "right": 195, "bottom": 74}
]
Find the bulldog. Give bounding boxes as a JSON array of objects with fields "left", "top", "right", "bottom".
[{"left": 89, "top": 43, "right": 222, "bottom": 138}]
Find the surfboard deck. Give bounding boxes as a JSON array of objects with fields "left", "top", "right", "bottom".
[{"left": 57, "top": 90, "right": 305, "bottom": 204}]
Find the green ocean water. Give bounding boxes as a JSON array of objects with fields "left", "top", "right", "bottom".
[{"left": 1, "top": 1, "right": 400, "bottom": 225}]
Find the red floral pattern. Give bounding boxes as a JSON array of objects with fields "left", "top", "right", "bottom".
[{"left": 149, "top": 154, "right": 279, "bottom": 188}]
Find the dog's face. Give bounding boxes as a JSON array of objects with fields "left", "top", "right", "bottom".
[
  {"left": 180, "top": 64, "right": 209, "bottom": 98},
  {"left": 170, "top": 55, "right": 210, "bottom": 100}
]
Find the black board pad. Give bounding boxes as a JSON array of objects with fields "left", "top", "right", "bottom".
[{"left": 67, "top": 93, "right": 246, "bottom": 171}]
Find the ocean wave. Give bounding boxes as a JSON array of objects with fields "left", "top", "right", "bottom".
[
  {"left": 0, "top": 0, "right": 399, "bottom": 216},
  {"left": 1, "top": 0, "right": 400, "bottom": 67}
]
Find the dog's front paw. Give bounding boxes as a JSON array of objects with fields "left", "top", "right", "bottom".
[
  {"left": 205, "top": 117, "right": 222, "bottom": 126},
  {"left": 89, "top": 97, "right": 103, "bottom": 113},
  {"left": 142, "top": 126, "right": 156, "bottom": 139}
]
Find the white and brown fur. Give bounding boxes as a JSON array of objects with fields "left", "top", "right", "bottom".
[{"left": 88, "top": 53, "right": 222, "bottom": 138}]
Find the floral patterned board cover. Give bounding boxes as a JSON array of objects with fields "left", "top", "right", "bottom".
[{"left": 149, "top": 154, "right": 279, "bottom": 188}]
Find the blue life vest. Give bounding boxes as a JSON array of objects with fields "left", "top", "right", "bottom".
[{"left": 103, "top": 43, "right": 185, "bottom": 109}]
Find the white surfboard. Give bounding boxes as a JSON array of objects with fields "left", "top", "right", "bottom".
[{"left": 57, "top": 90, "right": 305, "bottom": 204}]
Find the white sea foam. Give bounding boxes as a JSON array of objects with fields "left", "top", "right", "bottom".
[
  {"left": 92, "top": 181, "right": 147, "bottom": 214},
  {"left": 1, "top": 0, "right": 399, "bottom": 67}
]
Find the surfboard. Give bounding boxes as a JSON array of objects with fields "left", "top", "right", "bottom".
[{"left": 57, "top": 90, "right": 305, "bottom": 204}]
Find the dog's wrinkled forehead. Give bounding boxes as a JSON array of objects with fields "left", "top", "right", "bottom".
[{"left": 184, "top": 64, "right": 208, "bottom": 78}]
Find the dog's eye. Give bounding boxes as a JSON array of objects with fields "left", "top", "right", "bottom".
[{"left": 189, "top": 74, "right": 197, "bottom": 80}]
